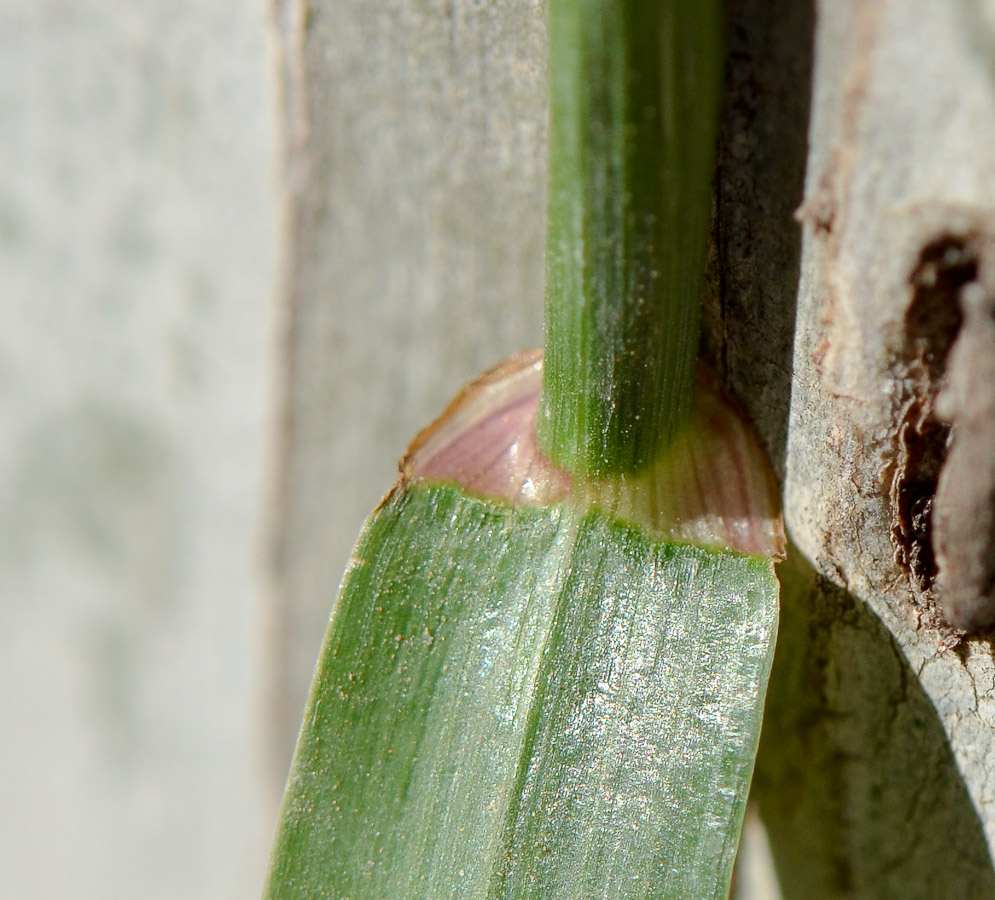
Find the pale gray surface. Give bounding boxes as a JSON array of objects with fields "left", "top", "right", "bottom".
[
  {"left": 269, "top": 0, "right": 548, "bottom": 768},
  {"left": 0, "top": 3, "right": 279, "bottom": 898}
]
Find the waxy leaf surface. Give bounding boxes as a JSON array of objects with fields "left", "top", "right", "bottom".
[{"left": 264, "top": 483, "right": 778, "bottom": 900}]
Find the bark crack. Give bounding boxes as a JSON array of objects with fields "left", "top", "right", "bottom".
[{"left": 888, "top": 233, "right": 995, "bottom": 632}]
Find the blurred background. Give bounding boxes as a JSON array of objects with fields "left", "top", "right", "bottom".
[
  {"left": 1, "top": 2, "right": 281, "bottom": 897},
  {"left": 0, "top": 1, "right": 546, "bottom": 897}
]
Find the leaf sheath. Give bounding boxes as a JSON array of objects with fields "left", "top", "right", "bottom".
[{"left": 539, "top": 0, "right": 724, "bottom": 475}]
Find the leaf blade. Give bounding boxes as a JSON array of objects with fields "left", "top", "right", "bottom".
[
  {"left": 495, "top": 513, "right": 777, "bottom": 899},
  {"left": 263, "top": 483, "right": 778, "bottom": 900}
]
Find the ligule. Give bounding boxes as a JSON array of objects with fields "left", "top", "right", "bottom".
[{"left": 405, "top": 352, "right": 785, "bottom": 560}]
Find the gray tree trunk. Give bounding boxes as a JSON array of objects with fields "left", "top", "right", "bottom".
[
  {"left": 270, "top": 0, "right": 995, "bottom": 897},
  {"left": 754, "top": 2, "right": 995, "bottom": 897}
]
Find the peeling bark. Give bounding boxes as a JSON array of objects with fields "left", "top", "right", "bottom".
[{"left": 932, "top": 254, "right": 995, "bottom": 629}]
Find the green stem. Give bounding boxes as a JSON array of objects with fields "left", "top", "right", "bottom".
[{"left": 538, "top": 0, "right": 724, "bottom": 476}]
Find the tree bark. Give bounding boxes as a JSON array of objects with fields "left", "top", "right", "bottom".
[{"left": 751, "top": 2, "right": 995, "bottom": 896}]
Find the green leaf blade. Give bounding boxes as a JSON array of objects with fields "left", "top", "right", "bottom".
[
  {"left": 494, "top": 512, "right": 777, "bottom": 899},
  {"left": 264, "top": 483, "right": 778, "bottom": 900},
  {"left": 265, "top": 486, "right": 574, "bottom": 900}
]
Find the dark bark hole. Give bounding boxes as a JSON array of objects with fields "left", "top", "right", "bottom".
[
  {"left": 893, "top": 413, "right": 947, "bottom": 591},
  {"left": 905, "top": 238, "right": 971, "bottom": 369},
  {"left": 891, "top": 237, "right": 974, "bottom": 603}
]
